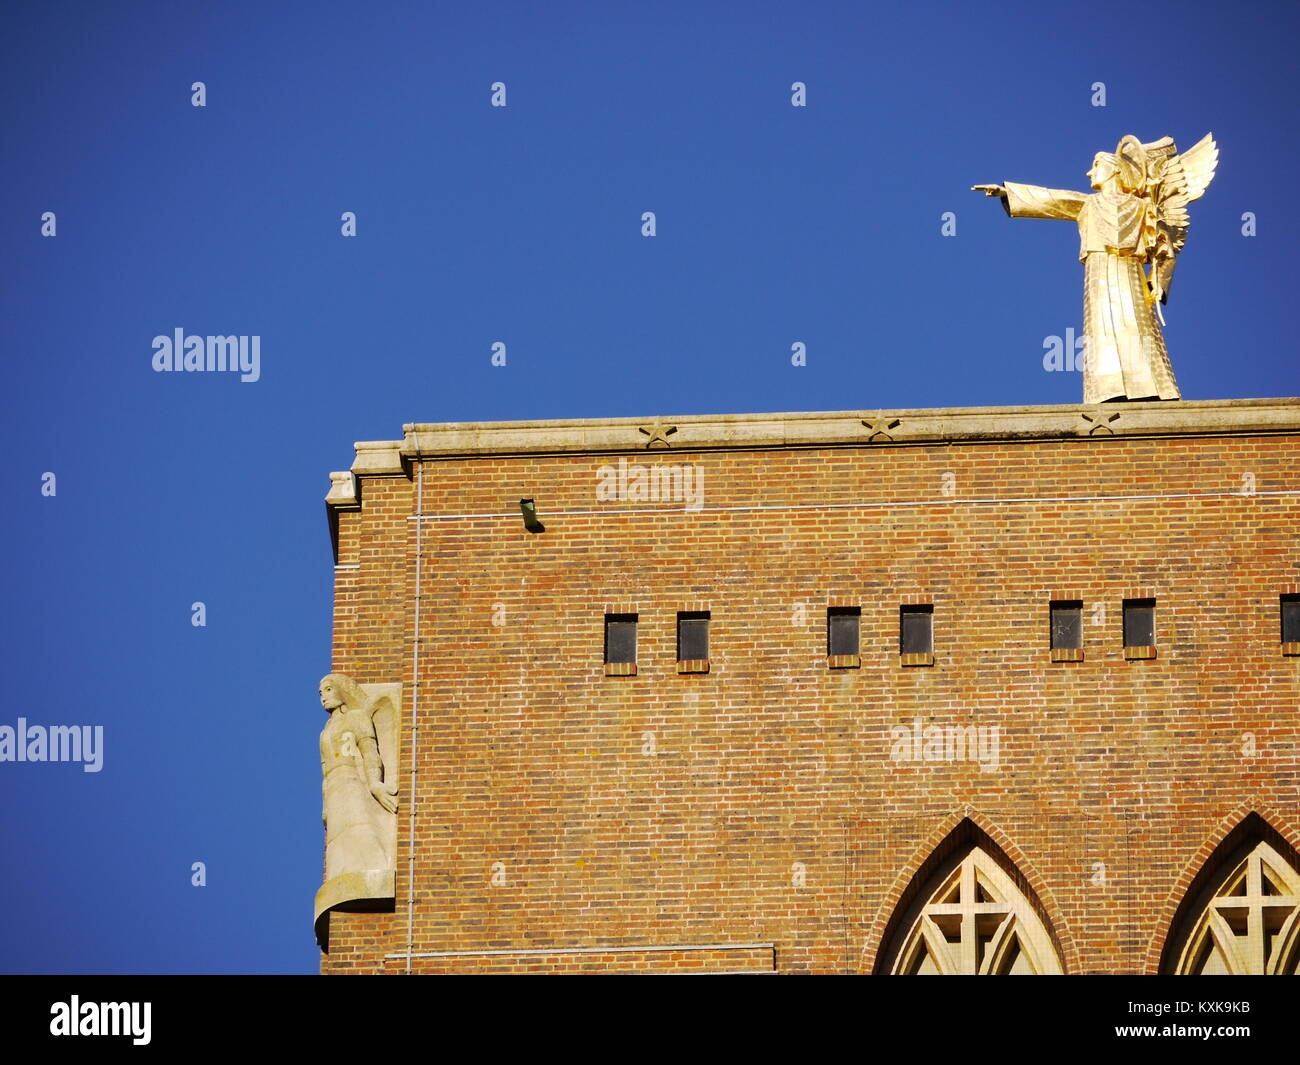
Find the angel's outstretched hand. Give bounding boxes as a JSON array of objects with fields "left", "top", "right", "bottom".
[{"left": 972, "top": 184, "right": 1007, "bottom": 197}]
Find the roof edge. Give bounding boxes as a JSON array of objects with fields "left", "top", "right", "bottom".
[{"left": 371, "top": 397, "right": 1300, "bottom": 464}]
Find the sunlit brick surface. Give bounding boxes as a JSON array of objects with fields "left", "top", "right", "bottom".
[{"left": 323, "top": 407, "right": 1300, "bottom": 974}]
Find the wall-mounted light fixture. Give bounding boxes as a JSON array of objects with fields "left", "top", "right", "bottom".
[{"left": 519, "top": 498, "right": 544, "bottom": 533}]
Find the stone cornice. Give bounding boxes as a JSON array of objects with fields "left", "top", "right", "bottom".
[
  {"left": 352, "top": 440, "right": 410, "bottom": 476},
  {"left": 325, "top": 470, "right": 359, "bottom": 507},
  {"left": 327, "top": 399, "right": 1300, "bottom": 492},
  {"left": 379, "top": 398, "right": 1300, "bottom": 464}
]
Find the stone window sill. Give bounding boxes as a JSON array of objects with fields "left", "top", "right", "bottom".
[
  {"left": 677, "top": 659, "right": 710, "bottom": 674},
  {"left": 1050, "top": 648, "right": 1085, "bottom": 662},
  {"left": 604, "top": 661, "right": 637, "bottom": 676},
  {"left": 900, "top": 653, "right": 934, "bottom": 667},
  {"left": 827, "top": 654, "right": 861, "bottom": 669},
  {"left": 1124, "top": 645, "right": 1157, "bottom": 660}
]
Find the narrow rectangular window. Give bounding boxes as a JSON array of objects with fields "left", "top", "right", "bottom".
[
  {"left": 1050, "top": 600, "right": 1083, "bottom": 649},
  {"left": 827, "top": 607, "right": 860, "bottom": 657},
  {"left": 900, "top": 605, "right": 933, "bottom": 655},
  {"left": 1282, "top": 594, "right": 1300, "bottom": 645},
  {"left": 1123, "top": 598, "right": 1156, "bottom": 647},
  {"left": 604, "top": 613, "right": 637, "bottom": 664},
  {"left": 677, "top": 611, "right": 709, "bottom": 662}
]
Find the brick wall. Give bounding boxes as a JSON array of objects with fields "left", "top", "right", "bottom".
[{"left": 321, "top": 417, "right": 1300, "bottom": 974}]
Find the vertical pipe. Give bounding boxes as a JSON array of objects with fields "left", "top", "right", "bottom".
[{"left": 406, "top": 460, "right": 424, "bottom": 973}]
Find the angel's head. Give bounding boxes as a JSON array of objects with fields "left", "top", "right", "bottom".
[
  {"left": 1089, "top": 136, "right": 1148, "bottom": 194},
  {"left": 1087, "top": 152, "right": 1120, "bottom": 191},
  {"left": 319, "top": 673, "right": 368, "bottom": 713}
]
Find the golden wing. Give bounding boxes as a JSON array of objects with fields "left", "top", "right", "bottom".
[
  {"left": 1154, "top": 133, "right": 1218, "bottom": 255},
  {"left": 1148, "top": 133, "right": 1218, "bottom": 302}
]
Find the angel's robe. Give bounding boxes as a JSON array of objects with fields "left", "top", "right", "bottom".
[
  {"left": 1000, "top": 182, "right": 1180, "bottom": 403},
  {"left": 320, "top": 706, "right": 392, "bottom": 881}
]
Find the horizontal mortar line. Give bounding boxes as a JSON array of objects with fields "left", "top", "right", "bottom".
[
  {"left": 384, "top": 941, "right": 776, "bottom": 960},
  {"left": 406, "top": 488, "right": 1300, "bottom": 521}
]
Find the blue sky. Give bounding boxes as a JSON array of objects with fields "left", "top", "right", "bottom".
[{"left": 1, "top": 0, "right": 1296, "bottom": 973}]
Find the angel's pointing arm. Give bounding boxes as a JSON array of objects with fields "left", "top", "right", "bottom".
[
  {"left": 971, "top": 181, "right": 1087, "bottom": 221},
  {"left": 998, "top": 182, "right": 1088, "bottom": 221}
]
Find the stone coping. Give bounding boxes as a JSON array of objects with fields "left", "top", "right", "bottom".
[{"left": 342, "top": 398, "right": 1300, "bottom": 476}]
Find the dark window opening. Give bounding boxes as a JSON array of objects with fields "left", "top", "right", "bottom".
[
  {"left": 1282, "top": 595, "right": 1300, "bottom": 644},
  {"left": 828, "top": 607, "right": 861, "bottom": 656},
  {"left": 1050, "top": 600, "right": 1083, "bottom": 650},
  {"left": 677, "top": 611, "right": 709, "bottom": 661},
  {"left": 604, "top": 613, "right": 637, "bottom": 664},
  {"left": 1123, "top": 598, "right": 1156, "bottom": 647},
  {"left": 900, "top": 605, "right": 933, "bottom": 655}
]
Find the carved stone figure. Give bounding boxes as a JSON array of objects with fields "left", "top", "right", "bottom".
[
  {"left": 314, "top": 674, "right": 401, "bottom": 946},
  {"left": 974, "top": 133, "right": 1218, "bottom": 403}
]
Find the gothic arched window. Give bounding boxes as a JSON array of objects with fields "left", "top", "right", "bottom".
[
  {"left": 1166, "top": 835, "right": 1300, "bottom": 975},
  {"left": 878, "top": 826, "right": 1064, "bottom": 975}
]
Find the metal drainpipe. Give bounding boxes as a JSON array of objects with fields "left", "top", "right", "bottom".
[{"left": 406, "top": 460, "right": 424, "bottom": 973}]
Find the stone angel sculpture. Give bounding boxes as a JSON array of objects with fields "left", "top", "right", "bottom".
[
  {"left": 974, "top": 133, "right": 1218, "bottom": 404},
  {"left": 314, "top": 673, "right": 402, "bottom": 947}
]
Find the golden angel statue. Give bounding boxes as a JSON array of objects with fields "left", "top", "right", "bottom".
[{"left": 974, "top": 133, "right": 1218, "bottom": 403}]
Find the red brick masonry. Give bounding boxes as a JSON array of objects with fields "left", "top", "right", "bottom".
[{"left": 322, "top": 400, "right": 1300, "bottom": 974}]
